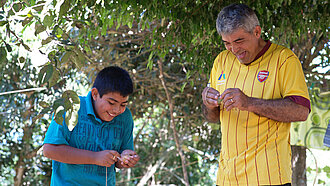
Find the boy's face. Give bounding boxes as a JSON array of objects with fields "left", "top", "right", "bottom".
[{"left": 91, "top": 88, "right": 129, "bottom": 122}]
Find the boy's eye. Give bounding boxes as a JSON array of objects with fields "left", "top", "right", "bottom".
[{"left": 108, "top": 101, "right": 114, "bottom": 105}]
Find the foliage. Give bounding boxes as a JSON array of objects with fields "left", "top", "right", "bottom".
[
  {"left": 0, "top": 54, "right": 53, "bottom": 185},
  {"left": 0, "top": 0, "right": 329, "bottom": 185}
]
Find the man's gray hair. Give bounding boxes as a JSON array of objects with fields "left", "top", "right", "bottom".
[{"left": 216, "top": 3, "right": 260, "bottom": 35}]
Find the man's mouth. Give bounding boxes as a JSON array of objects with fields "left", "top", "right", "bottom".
[{"left": 236, "top": 51, "right": 246, "bottom": 59}]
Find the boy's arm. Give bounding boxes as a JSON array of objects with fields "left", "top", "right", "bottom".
[{"left": 43, "top": 143, "right": 120, "bottom": 167}]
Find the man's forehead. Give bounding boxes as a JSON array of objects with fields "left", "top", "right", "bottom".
[{"left": 221, "top": 28, "right": 251, "bottom": 42}]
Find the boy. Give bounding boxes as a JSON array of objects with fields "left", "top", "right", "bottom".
[{"left": 43, "top": 66, "right": 140, "bottom": 185}]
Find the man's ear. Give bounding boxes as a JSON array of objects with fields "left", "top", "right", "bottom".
[
  {"left": 91, "top": 88, "right": 99, "bottom": 100},
  {"left": 254, "top": 26, "right": 262, "bottom": 38}
]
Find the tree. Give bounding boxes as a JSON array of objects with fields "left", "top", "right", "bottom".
[{"left": 0, "top": 0, "right": 328, "bottom": 185}]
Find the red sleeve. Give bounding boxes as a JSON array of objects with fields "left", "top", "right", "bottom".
[{"left": 286, "top": 95, "right": 311, "bottom": 112}]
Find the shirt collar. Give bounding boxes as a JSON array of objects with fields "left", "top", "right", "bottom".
[
  {"left": 252, "top": 40, "right": 271, "bottom": 62},
  {"left": 86, "top": 91, "right": 102, "bottom": 123}
]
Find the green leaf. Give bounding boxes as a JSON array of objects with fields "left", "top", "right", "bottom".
[
  {"left": 33, "top": 5, "right": 44, "bottom": 12},
  {"left": 48, "top": 68, "right": 60, "bottom": 87},
  {"left": 19, "top": 57, "right": 25, "bottom": 63},
  {"left": 53, "top": 98, "right": 64, "bottom": 112},
  {"left": 128, "top": 19, "right": 133, "bottom": 29},
  {"left": 35, "top": 23, "right": 46, "bottom": 35},
  {"left": 71, "top": 50, "right": 85, "bottom": 69},
  {"left": 41, "top": 36, "right": 52, "bottom": 45},
  {"left": 63, "top": 90, "right": 80, "bottom": 105},
  {"left": 54, "top": 109, "right": 65, "bottom": 125},
  {"left": 0, "top": 47, "right": 7, "bottom": 62},
  {"left": 101, "top": 23, "right": 107, "bottom": 36},
  {"left": 147, "top": 51, "right": 154, "bottom": 70},
  {"left": 8, "top": 9, "right": 15, "bottom": 16},
  {"left": 59, "top": 0, "right": 70, "bottom": 18},
  {"left": 22, "top": 16, "right": 33, "bottom": 27},
  {"left": 22, "top": 43, "right": 31, "bottom": 52},
  {"left": 65, "top": 104, "right": 79, "bottom": 131},
  {"left": 43, "top": 14, "right": 54, "bottom": 27},
  {"left": 39, "top": 101, "right": 50, "bottom": 108},
  {"left": 0, "top": 21, "right": 8, "bottom": 26},
  {"left": 38, "top": 64, "right": 54, "bottom": 85},
  {"left": 61, "top": 51, "right": 72, "bottom": 63},
  {"left": 13, "top": 3, "right": 22, "bottom": 12},
  {"left": 181, "top": 82, "right": 187, "bottom": 92},
  {"left": 5, "top": 43, "right": 12, "bottom": 52},
  {"left": 63, "top": 98, "right": 72, "bottom": 110}
]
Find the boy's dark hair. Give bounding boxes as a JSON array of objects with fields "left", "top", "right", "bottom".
[{"left": 93, "top": 66, "right": 133, "bottom": 97}]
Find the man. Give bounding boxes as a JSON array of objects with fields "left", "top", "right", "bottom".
[
  {"left": 202, "top": 3, "right": 310, "bottom": 186},
  {"left": 43, "top": 66, "right": 140, "bottom": 185}
]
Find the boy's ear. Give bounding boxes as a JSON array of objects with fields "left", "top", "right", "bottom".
[{"left": 91, "top": 88, "right": 99, "bottom": 100}]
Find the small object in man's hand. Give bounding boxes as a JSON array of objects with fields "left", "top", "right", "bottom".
[{"left": 217, "top": 97, "right": 223, "bottom": 105}]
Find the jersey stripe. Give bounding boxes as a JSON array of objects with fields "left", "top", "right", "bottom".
[
  {"left": 225, "top": 57, "right": 236, "bottom": 184},
  {"left": 279, "top": 55, "right": 295, "bottom": 70},
  {"left": 253, "top": 58, "right": 262, "bottom": 185},
  {"left": 233, "top": 65, "right": 242, "bottom": 185},
  {"left": 273, "top": 47, "right": 285, "bottom": 184},
  {"left": 264, "top": 46, "right": 275, "bottom": 185},
  {"left": 243, "top": 66, "right": 250, "bottom": 185}
]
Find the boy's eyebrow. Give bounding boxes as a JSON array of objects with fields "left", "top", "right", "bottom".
[{"left": 107, "top": 97, "right": 128, "bottom": 104}]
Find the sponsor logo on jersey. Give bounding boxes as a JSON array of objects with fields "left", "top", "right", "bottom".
[
  {"left": 217, "top": 71, "right": 226, "bottom": 85},
  {"left": 257, "top": 70, "right": 269, "bottom": 83}
]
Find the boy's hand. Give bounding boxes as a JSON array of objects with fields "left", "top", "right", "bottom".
[
  {"left": 116, "top": 149, "right": 140, "bottom": 168},
  {"left": 94, "top": 150, "right": 120, "bottom": 167}
]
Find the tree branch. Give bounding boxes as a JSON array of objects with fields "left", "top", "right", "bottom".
[{"left": 157, "top": 59, "right": 190, "bottom": 186}]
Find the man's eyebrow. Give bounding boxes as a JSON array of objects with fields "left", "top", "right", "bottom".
[
  {"left": 233, "top": 38, "right": 244, "bottom": 42},
  {"left": 107, "top": 98, "right": 128, "bottom": 104},
  {"left": 222, "top": 38, "right": 244, "bottom": 43}
]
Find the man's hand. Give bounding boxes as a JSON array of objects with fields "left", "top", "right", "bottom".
[
  {"left": 202, "top": 87, "right": 221, "bottom": 123},
  {"left": 202, "top": 87, "right": 220, "bottom": 108},
  {"left": 116, "top": 149, "right": 140, "bottom": 168},
  {"left": 94, "top": 150, "right": 120, "bottom": 167},
  {"left": 219, "top": 88, "right": 250, "bottom": 111}
]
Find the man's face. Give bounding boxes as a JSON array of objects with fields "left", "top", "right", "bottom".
[
  {"left": 92, "top": 88, "right": 129, "bottom": 122},
  {"left": 221, "top": 26, "right": 261, "bottom": 65}
]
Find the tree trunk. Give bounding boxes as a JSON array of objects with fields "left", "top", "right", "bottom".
[{"left": 291, "top": 145, "right": 307, "bottom": 186}]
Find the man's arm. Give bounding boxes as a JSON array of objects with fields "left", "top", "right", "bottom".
[
  {"left": 202, "top": 103, "right": 220, "bottom": 123},
  {"left": 43, "top": 144, "right": 120, "bottom": 167},
  {"left": 220, "top": 88, "right": 309, "bottom": 122}
]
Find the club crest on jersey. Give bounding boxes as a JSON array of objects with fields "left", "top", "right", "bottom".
[
  {"left": 217, "top": 71, "right": 226, "bottom": 85},
  {"left": 257, "top": 70, "right": 269, "bottom": 83}
]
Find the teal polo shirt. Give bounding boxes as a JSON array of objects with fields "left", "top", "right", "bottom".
[{"left": 44, "top": 91, "right": 134, "bottom": 186}]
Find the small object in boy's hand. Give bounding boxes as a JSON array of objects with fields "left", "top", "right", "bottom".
[
  {"left": 118, "top": 154, "right": 134, "bottom": 164},
  {"left": 217, "top": 97, "right": 223, "bottom": 105}
]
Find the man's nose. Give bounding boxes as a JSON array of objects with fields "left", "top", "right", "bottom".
[{"left": 231, "top": 44, "right": 239, "bottom": 53}]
